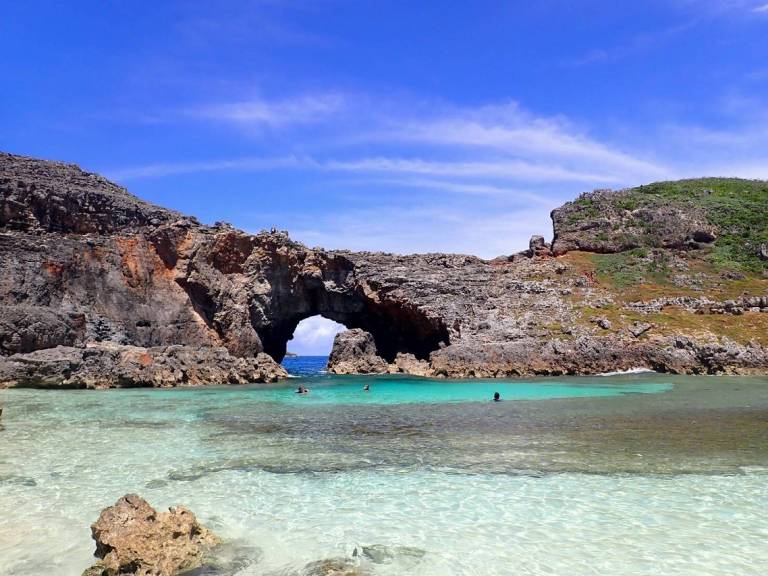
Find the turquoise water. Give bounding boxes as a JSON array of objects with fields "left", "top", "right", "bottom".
[
  {"left": 1, "top": 364, "right": 768, "bottom": 575},
  {"left": 280, "top": 356, "right": 672, "bottom": 404}
]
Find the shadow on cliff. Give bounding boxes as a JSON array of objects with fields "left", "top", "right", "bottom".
[{"left": 251, "top": 250, "right": 450, "bottom": 363}]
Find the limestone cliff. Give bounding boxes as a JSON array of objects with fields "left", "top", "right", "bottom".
[{"left": 1, "top": 152, "right": 767, "bottom": 385}]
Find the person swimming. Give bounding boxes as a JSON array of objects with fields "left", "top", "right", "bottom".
[
  {"left": 493, "top": 392, "right": 501, "bottom": 402},
  {"left": 296, "top": 385, "right": 310, "bottom": 394},
  {"left": 363, "top": 384, "right": 370, "bottom": 392}
]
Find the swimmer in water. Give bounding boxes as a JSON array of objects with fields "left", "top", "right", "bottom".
[
  {"left": 363, "top": 384, "right": 370, "bottom": 392},
  {"left": 493, "top": 392, "right": 501, "bottom": 402}
]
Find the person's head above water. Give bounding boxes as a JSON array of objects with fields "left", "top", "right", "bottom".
[
  {"left": 363, "top": 384, "right": 370, "bottom": 391},
  {"left": 493, "top": 392, "right": 501, "bottom": 401}
]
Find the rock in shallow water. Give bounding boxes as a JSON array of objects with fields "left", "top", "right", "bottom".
[
  {"left": 294, "top": 558, "right": 366, "bottom": 576},
  {"left": 83, "top": 494, "right": 220, "bottom": 576},
  {"left": 360, "top": 544, "right": 426, "bottom": 566},
  {"left": 326, "top": 329, "right": 389, "bottom": 375}
]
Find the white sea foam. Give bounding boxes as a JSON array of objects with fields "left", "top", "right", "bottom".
[{"left": 597, "top": 367, "right": 657, "bottom": 376}]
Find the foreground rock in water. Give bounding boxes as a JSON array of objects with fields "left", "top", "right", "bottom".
[
  {"left": 0, "top": 343, "right": 286, "bottom": 388},
  {"left": 326, "top": 329, "right": 389, "bottom": 374},
  {"left": 2, "top": 152, "right": 767, "bottom": 381},
  {"left": 326, "top": 329, "right": 435, "bottom": 376},
  {"left": 83, "top": 494, "right": 219, "bottom": 576}
]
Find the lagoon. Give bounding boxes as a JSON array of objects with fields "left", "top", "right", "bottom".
[{"left": 1, "top": 363, "right": 767, "bottom": 575}]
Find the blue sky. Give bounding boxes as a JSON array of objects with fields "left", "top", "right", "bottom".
[{"left": 3, "top": 1, "right": 768, "bottom": 353}]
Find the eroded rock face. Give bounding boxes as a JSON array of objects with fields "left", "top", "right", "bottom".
[
  {"left": 550, "top": 188, "right": 718, "bottom": 255},
  {"left": 83, "top": 494, "right": 219, "bottom": 576},
  {"left": 327, "top": 329, "right": 389, "bottom": 374},
  {"left": 0, "top": 305, "right": 85, "bottom": 355},
  {"left": 0, "top": 343, "right": 286, "bottom": 389},
  {"left": 388, "top": 352, "right": 432, "bottom": 377},
  {"left": 1, "top": 151, "right": 767, "bottom": 380}
]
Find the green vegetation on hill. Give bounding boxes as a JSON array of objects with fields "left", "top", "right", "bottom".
[
  {"left": 630, "top": 178, "right": 768, "bottom": 272},
  {"left": 589, "top": 248, "right": 670, "bottom": 289}
]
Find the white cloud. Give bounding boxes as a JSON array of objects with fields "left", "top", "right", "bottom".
[
  {"left": 105, "top": 156, "right": 308, "bottom": 180},
  {"left": 383, "top": 101, "right": 668, "bottom": 180},
  {"left": 103, "top": 93, "right": 680, "bottom": 257},
  {"left": 288, "top": 315, "right": 346, "bottom": 355},
  {"left": 367, "top": 178, "right": 553, "bottom": 204},
  {"left": 326, "top": 157, "right": 619, "bottom": 184},
  {"left": 288, "top": 203, "right": 555, "bottom": 258},
  {"left": 188, "top": 93, "right": 345, "bottom": 127},
  {"left": 107, "top": 93, "right": 669, "bottom": 195},
  {"left": 753, "top": 3, "right": 768, "bottom": 12}
]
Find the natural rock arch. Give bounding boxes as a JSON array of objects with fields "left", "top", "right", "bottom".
[
  {"left": 234, "top": 235, "right": 451, "bottom": 364},
  {"left": 256, "top": 286, "right": 450, "bottom": 363}
]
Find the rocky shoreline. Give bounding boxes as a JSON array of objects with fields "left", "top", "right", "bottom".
[
  {"left": 1, "top": 152, "right": 767, "bottom": 386},
  {"left": 82, "top": 494, "right": 416, "bottom": 576}
]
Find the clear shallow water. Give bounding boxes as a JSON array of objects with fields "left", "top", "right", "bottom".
[
  {"left": 280, "top": 356, "right": 673, "bottom": 405},
  {"left": 1, "top": 364, "right": 768, "bottom": 575}
]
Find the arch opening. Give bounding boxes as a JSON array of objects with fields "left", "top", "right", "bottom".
[
  {"left": 258, "top": 294, "right": 451, "bottom": 364},
  {"left": 286, "top": 315, "right": 346, "bottom": 357}
]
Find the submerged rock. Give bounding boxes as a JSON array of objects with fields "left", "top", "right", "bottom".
[
  {"left": 295, "top": 558, "right": 365, "bottom": 576},
  {"left": 83, "top": 494, "right": 220, "bottom": 576},
  {"left": 359, "top": 544, "right": 426, "bottom": 566}
]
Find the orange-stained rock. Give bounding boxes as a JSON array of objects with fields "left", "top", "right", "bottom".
[{"left": 83, "top": 494, "right": 219, "bottom": 576}]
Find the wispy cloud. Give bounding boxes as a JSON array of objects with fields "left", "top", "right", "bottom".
[
  {"left": 287, "top": 204, "right": 554, "bottom": 257},
  {"left": 326, "top": 157, "right": 618, "bottom": 184},
  {"left": 367, "top": 178, "right": 554, "bottom": 204},
  {"left": 186, "top": 94, "right": 346, "bottom": 128},
  {"left": 753, "top": 3, "right": 768, "bottom": 13},
  {"left": 380, "top": 101, "right": 668, "bottom": 180},
  {"left": 105, "top": 156, "right": 309, "bottom": 180},
  {"left": 104, "top": 92, "right": 679, "bottom": 257},
  {"left": 132, "top": 93, "right": 666, "bottom": 187}
]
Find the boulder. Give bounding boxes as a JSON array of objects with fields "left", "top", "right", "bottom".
[
  {"left": 326, "top": 329, "right": 389, "bottom": 374},
  {"left": 389, "top": 352, "right": 433, "bottom": 377},
  {"left": 760, "top": 243, "right": 768, "bottom": 261},
  {"left": 296, "top": 558, "right": 365, "bottom": 576},
  {"left": 83, "top": 494, "right": 219, "bottom": 576},
  {"left": 527, "top": 235, "right": 551, "bottom": 258},
  {"left": 590, "top": 316, "right": 612, "bottom": 330},
  {"left": 628, "top": 322, "right": 653, "bottom": 338}
]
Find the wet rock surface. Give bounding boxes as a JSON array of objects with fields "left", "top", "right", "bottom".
[
  {"left": 2, "top": 152, "right": 768, "bottom": 382},
  {"left": 83, "top": 494, "right": 220, "bottom": 576}
]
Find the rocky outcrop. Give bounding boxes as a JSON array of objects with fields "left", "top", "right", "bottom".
[
  {"left": 551, "top": 188, "right": 718, "bottom": 255},
  {"left": 83, "top": 494, "right": 219, "bottom": 576},
  {"left": 388, "top": 352, "right": 433, "bottom": 377},
  {"left": 327, "top": 329, "right": 389, "bottom": 374},
  {"left": 0, "top": 343, "right": 286, "bottom": 389},
  {"left": 0, "top": 305, "right": 85, "bottom": 355},
  {"left": 1, "top": 152, "right": 767, "bottom": 381}
]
